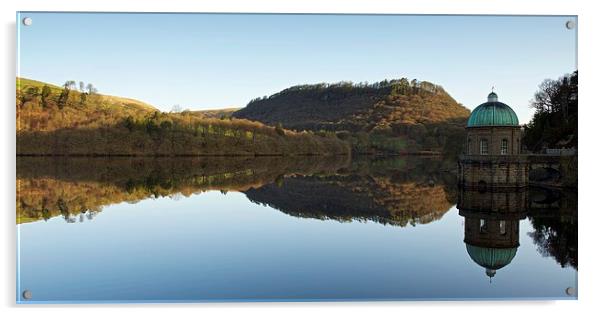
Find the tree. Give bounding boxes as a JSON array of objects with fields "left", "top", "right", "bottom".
[
  {"left": 64, "top": 80, "right": 76, "bottom": 90},
  {"left": 58, "top": 83, "right": 71, "bottom": 109},
  {"left": 79, "top": 81, "right": 85, "bottom": 92},
  {"left": 171, "top": 104, "right": 182, "bottom": 113},
  {"left": 275, "top": 122, "right": 285, "bottom": 136},
  {"left": 40, "top": 85, "right": 51, "bottom": 108},
  {"left": 85, "top": 83, "right": 97, "bottom": 95},
  {"left": 79, "top": 92, "right": 87, "bottom": 105},
  {"left": 531, "top": 79, "right": 558, "bottom": 113},
  {"left": 523, "top": 71, "right": 578, "bottom": 151},
  {"left": 124, "top": 116, "right": 135, "bottom": 132},
  {"left": 19, "top": 86, "right": 39, "bottom": 107}
]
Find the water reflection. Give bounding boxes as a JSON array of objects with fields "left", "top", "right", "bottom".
[
  {"left": 17, "top": 156, "right": 458, "bottom": 227},
  {"left": 458, "top": 187, "right": 577, "bottom": 280},
  {"left": 16, "top": 156, "right": 577, "bottom": 301},
  {"left": 244, "top": 157, "right": 458, "bottom": 227},
  {"left": 16, "top": 156, "right": 577, "bottom": 266},
  {"left": 458, "top": 189, "right": 527, "bottom": 280},
  {"left": 528, "top": 188, "right": 578, "bottom": 269},
  {"left": 17, "top": 156, "right": 350, "bottom": 223}
]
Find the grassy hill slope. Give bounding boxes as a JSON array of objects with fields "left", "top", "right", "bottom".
[{"left": 16, "top": 78, "right": 350, "bottom": 156}]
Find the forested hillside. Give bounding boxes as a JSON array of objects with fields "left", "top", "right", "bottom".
[
  {"left": 16, "top": 78, "right": 350, "bottom": 156},
  {"left": 233, "top": 78, "right": 470, "bottom": 154}
]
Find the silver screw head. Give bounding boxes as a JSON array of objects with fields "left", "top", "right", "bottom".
[
  {"left": 566, "top": 20, "right": 575, "bottom": 30},
  {"left": 566, "top": 287, "right": 576, "bottom": 296},
  {"left": 22, "top": 290, "right": 32, "bottom": 300},
  {"left": 22, "top": 17, "right": 32, "bottom": 26}
]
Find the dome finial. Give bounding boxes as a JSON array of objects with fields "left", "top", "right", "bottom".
[
  {"left": 487, "top": 88, "right": 498, "bottom": 102},
  {"left": 486, "top": 268, "right": 496, "bottom": 281}
]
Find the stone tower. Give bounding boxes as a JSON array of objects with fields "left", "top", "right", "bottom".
[{"left": 458, "top": 92, "right": 528, "bottom": 189}]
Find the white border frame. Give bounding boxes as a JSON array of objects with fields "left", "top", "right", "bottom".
[{"left": 2, "top": 1, "right": 600, "bottom": 315}]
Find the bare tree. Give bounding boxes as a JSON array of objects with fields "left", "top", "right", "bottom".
[
  {"left": 64, "top": 80, "right": 76, "bottom": 90},
  {"left": 85, "top": 83, "right": 97, "bottom": 95},
  {"left": 531, "top": 79, "right": 559, "bottom": 113}
]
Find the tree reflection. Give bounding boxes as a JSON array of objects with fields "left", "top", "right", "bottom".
[
  {"left": 528, "top": 188, "right": 578, "bottom": 269},
  {"left": 17, "top": 155, "right": 458, "bottom": 228},
  {"left": 17, "top": 156, "right": 350, "bottom": 223},
  {"left": 244, "top": 156, "right": 458, "bottom": 227}
]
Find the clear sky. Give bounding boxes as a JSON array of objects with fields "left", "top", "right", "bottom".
[{"left": 17, "top": 13, "right": 577, "bottom": 123}]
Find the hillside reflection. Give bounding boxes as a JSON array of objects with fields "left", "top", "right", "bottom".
[
  {"left": 245, "top": 157, "right": 458, "bottom": 227},
  {"left": 17, "top": 156, "right": 458, "bottom": 227}
]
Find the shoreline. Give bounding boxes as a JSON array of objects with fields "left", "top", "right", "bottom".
[{"left": 16, "top": 151, "right": 447, "bottom": 158}]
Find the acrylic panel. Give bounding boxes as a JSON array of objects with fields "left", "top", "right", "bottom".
[{"left": 16, "top": 12, "right": 578, "bottom": 303}]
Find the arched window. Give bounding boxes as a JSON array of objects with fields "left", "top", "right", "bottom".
[
  {"left": 480, "top": 139, "right": 489, "bottom": 155},
  {"left": 480, "top": 219, "right": 488, "bottom": 233},
  {"left": 501, "top": 139, "right": 508, "bottom": 155},
  {"left": 499, "top": 221, "right": 507, "bottom": 235}
]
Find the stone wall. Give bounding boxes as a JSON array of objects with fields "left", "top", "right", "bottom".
[
  {"left": 465, "top": 126, "right": 522, "bottom": 156},
  {"left": 458, "top": 155, "right": 529, "bottom": 188}
]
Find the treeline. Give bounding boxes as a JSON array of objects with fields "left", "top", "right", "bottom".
[
  {"left": 247, "top": 78, "right": 445, "bottom": 104},
  {"left": 234, "top": 77, "right": 470, "bottom": 155},
  {"left": 16, "top": 78, "right": 350, "bottom": 156},
  {"left": 523, "top": 71, "right": 578, "bottom": 151}
]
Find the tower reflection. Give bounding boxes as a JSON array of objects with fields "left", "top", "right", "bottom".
[{"left": 458, "top": 189, "right": 528, "bottom": 280}]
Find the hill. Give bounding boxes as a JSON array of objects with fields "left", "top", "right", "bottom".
[
  {"left": 188, "top": 108, "right": 240, "bottom": 119},
  {"left": 16, "top": 78, "right": 350, "bottom": 156},
  {"left": 233, "top": 79, "right": 470, "bottom": 154},
  {"left": 17, "top": 77, "right": 157, "bottom": 132}
]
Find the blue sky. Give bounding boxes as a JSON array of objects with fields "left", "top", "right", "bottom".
[{"left": 17, "top": 13, "right": 576, "bottom": 123}]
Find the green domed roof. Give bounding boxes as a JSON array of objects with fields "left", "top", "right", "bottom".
[
  {"left": 467, "top": 93, "right": 519, "bottom": 127},
  {"left": 466, "top": 244, "right": 517, "bottom": 270}
]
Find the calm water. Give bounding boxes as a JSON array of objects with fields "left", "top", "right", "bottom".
[{"left": 16, "top": 156, "right": 577, "bottom": 302}]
